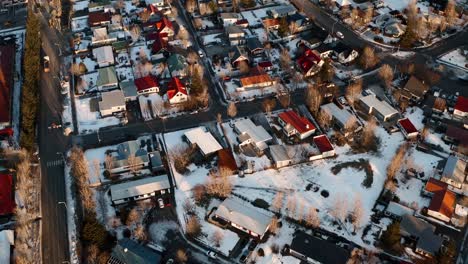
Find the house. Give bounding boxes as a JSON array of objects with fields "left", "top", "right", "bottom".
[
  {"left": 151, "top": 34, "right": 169, "bottom": 55},
  {"left": 167, "top": 77, "right": 188, "bottom": 104},
  {"left": 99, "top": 90, "right": 126, "bottom": 117},
  {"left": 441, "top": 155, "right": 467, "bottom": 189},
  {"left": 268, "top": 5, "right": 296, "bottom": 18},
  {"left": 397, "top": 118, "right": 419, "bottom": 139},
  {"left": 149, "top": 151, "right": 165, "bottom": 173},
  {"left": 96, "top": 66, "right": 119, "bottom": 91},
  {"left": 218, "top": 149, "right": 238, "bottom": 172},
  {"left": 235, "top": 19, "right": 249, "bottom": 28},
  {"left": 155, "top": 17, "right": 174, "bottom": 37},
  {"left": 400, "top": 214, "right": 443, "bottom": 257},
  {"left": 110, "top": 175, "right": 171, "bottom": 205},
  {"left": 262, "top": 18, "right": 280, "bottom": 30},
  {"left": 246, "top": 37, "right": 264, "bottom": 56},
  {"left": 320, "top": 103, "right": 359, "bottom": 134},
  {"left": 287, "top": 13, "right": 308, "bottom": 32},
  {"left": 311, "top": 135, "right": 335, "bottom": 159},
  {"left": 219, "top": 13, "right": 240, "bottom": 27},
  {"left": 184, "top": 127, "right": 223, "bottom": 157},
  {"left": 239, "top": 73, "right": 275, "bottom": 91},
  {"left": 296, "top": 48, "right": 323, "bottom": 77},
  {"left": 269, "top": 145, "right": 292, "bottom": 168},
  {"left": 288, "top": 231, "right": 350, "bottom": 264},
  {"left": 0, "top": 173, "right": 14, "bottom": 217},
  {"left": 134, "top": 75, "right": 160, "bottom": 95},
  {"left": 0, "top": 230, "right": 14, "bottom": 264},
  {"left": 336, "top": 47, "right": 359, "bottom": 65},
  {"left": 88, "top": 12, "right": 112, "bottom": 27},
  {"left": 359, "top": 95, "right": 399, "bottom": 122},
  {"left": 444, "top": 125, "right": 468, "bottom": 147},
  {"left": 230, "top": 46, "right": 249, "bottom": 68},
  {"left": 108, "top": 238, "right": 162, "bottom": 264},
  {"left": 120, "top": 80, "right": 138, "bottom": 101},
  {"left": 454, "top": 96, "right": 468, "bottom": 118},
  {"left": 92, "top": 27, "right": 117, "bottom": 46},
  {"left": 0, "top": 42, "right": 15, "bottom": 129},
  {"left": 234, "top": 118, "right": 272, "bottom": 151},
  {"left": 213, "top": 196, "right": 273, "bottom": 239},
  {"left": 93, "top": 45, "right": 115, "bottom": 67},
  {"left": 257, "top": 61, "right": 273, "bottom": 71},
  {"left": 167, "top": 54, "right": 187, "bottom": 78},
  {"left": 424, "top": 178, "right": 456, "bottom": 222},
  {"left": 278, "top": 110, "right": 316, "bottom": 139},
  {"left": 384, "top": 20, "right": 406, "bottom": 37},
  {"left": 402, "top": 76, "right": 428, "bottom": 102},
  {"left": 108, "top": 139, "right": 150, "bottom": 174},
  {"left": 385, "top": 201, "right": 415, "bottom": 220},
  {"left": 225, "top": 25, "right": 245, "bottom": 45}
]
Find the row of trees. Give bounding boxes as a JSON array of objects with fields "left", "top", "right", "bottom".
[{"left": 20, "top": 10, "right": 41, "bottom": 150}]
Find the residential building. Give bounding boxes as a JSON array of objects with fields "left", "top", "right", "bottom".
[
  {"left": 424, "top": 178, "right": 456, "bottom": 222},
  {"left": 239, "top": 73, "right": 275, "bottom": 91},
  {"left": 120, "top": 81, "right": 138, "bottom": 101},
  {"left": 262, "top": 18, "right": 280, "bottom": 30},
  {"left": 230, "top": 46, "right": 249, "bottom": 68},
  {"left": 213, "top": 196, "right": 273, "bottom": 239},
  {"left": 110, "top": 175, "right": 171, "bottom": 205},
  {"left": 0, "top": 173, "right": 14, "bottom": 217},
  {"left": 108, "top": 139, "right": 150, "bottom": 174},
  {"left": 397, "top": 118, "right": 419, "bottom": 139},
  {"left": 149, "top": 151, "right": 165, "bottom": 173},
  {"left": 92, "top": 27, "right": 117, "bottom": 46},
  {"left": 96, "top": 66, "right": 119, "bottom": 91},
  {"left": 0, "top": 230, "right": 14, "bottom": 264},
  {"left": 287, "top": 13, "right": 309, "bottom": 32},
  {"left": 296, "top": 48, "right": 323, "bottom": 77},
  {"left": 184, "top": 127, "right": 223, "bottom": 157},
  {"left": 246, "top": 37, "right": 264, "bottom": 56},
  {"left": 219, "top": 13, "right": 240, "bottom": 27},
  {"left": 441, "top": 155, "right": 467, "bottom": 189},
  {"left": 225, "top": 25, "right": 245, "bottom": 45},
  {"left": 151, "top": 34, "right": 169, "bottom": 57},
  {"left": 88, "top": 11, "right": 112, "bottom": 27},
  {"left": 134, "top": 75, "right": 160, "bottom": 95},
  {"left": 167, "top": 54, "right": 187, "bottom": 78},
  {"left": 444, "top": 125, "right": 468, "bottom": 148},
  {"left": 278, "top": 110, "right": 316, "bottom": 140},
  {"left": 234, "top": 118, "right": 272, "bottom": 151},
  {"left": 359, "top": 95, "right": 399, "bottom": 122},
  {"left": 454, "top": 96, "right": 468, "bottom": 118},
  {"left": 99, "top": 90, "right": 126, "bottom": 117},
  {"left": 385, "top": 201, "right": 415, "bottom": 220},
  {"left": 320, "top": 102, "right": 359, "bottom": 134},
  {"left": 0, "top": 41, "right": 15, "bottom": 129},
  {"left": 269, "top": 145, "right": 292, "bottom": 168},
  {"left": 93, "top": 45, "right": 115, "bottom": 67},
  {"left": 399, "top": 214, "right": 443, "bottom": 257},
  {"left": 155, "top": 17, "right": 174, "bottom": 37},
  {"left": 288, "top": 231, "right": 350, "bottom": 264},
  {"left": 401, "top": 76, "right": 428, "bottom": 102},
  {"left": 311, "top": 135, "right": 335, "bottom": 159},
  {"left": 268, "top": 5, "right": 296, "bottom": 18},
  {"left": 167, "top": 77, "right": 188, "bottom": 104},
  {"left": 108, "top": 238, "right": 162, "bottom": 264}
]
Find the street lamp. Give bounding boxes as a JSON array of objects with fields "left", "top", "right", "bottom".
[{"left": 58, "top": 201, "right": 68, "bottom": 210}]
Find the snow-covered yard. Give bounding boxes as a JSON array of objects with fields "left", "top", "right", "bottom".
[
  {"left": 437, "top": 48, "right": 468, "bottom": 71},
  {"left": 240, "top": 6, "right": 277, "bottom": 27},
  {"left": 75, "top": 97, "right": 122, "bottom": 133}
]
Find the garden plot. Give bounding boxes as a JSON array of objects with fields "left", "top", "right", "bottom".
[{"left": 75, "top": 97, "right": 122, "bottom": 134}]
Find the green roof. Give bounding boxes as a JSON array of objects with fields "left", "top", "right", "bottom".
[
  {"left": 167, "top": 54, "right": 186, "bottom": 73},
  {"left": 112, "top": 41, "right": 128, "bottom": 51},
  {"left": 96, "top": 66, "right": 118, "bottom": 87}
]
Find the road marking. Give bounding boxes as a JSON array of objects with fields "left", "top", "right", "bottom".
[{"left": 46, "top": 159, "right": 63, "bottom": 167}]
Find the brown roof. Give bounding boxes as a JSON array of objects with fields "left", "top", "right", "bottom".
[
  {"left": 240, "top": 73, "right": 273, "bottom": 87},
  {"left": 0, "top": 43, "right": 15, "bottom": 125},
  {"left": 445, "top": 125, "right": 468, "bottom": 146},
  {"left": 218, "top": 149, "right": 238, "bottom": 172},
  {"left": 403, "top": 76, "right": 427, "bottom": 98},
  {"left": 88, "top": 12, "right": 112, "bottom": 26},
  {"left": 425, "top": 178, "right": 456, "bottom": 219},
  {"left": 262, "top": 18, "right": 279, "bottom": 28}
]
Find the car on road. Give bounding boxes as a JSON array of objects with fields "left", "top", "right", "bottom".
[
  {"left": 240, "top": 253, "right": 248, "bottom": 263},
  {"left": 198, "top": 50, "right": 204, "bottom": 58},
  {"left": 336, "top": 31, "right": 344, "bottom": 39},
  {"left": 158, "top": 198, "right": 164, "bottom": 208},
  {"left": 44, "top": 56, "right": 50, "bottom": 73},
  {"left": 248, "top": 240, "right": 258, "bottom": 251},
  {"left": 206, "top": 251, "right": 217, "bottom": 259}
]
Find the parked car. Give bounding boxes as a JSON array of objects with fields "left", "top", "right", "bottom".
[
  {"left": 240, "top": 253, "right": 248, "bottom": 263},
  {"left": 157, "top": 198, "right": 164, "bottom": 208},
  {"left": 206, "top": 251, "right": 217, "bottom": 259},
  {"left": 44, "top": 56, "right": 50, "bottom": 73},
  {"left": 336, "top": 31, "right": 344, "bottom": 39},
  {"left": 198, "top": 50, "right": 204, "bottom": 58}
]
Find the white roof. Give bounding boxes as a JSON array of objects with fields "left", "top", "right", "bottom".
[
  {"left": 234, "top": 119, "right": 272, "bottom": 146},
  {"left": 455, "top": 204, "right": 468, "bottom": 216},
  {"left": 184, "top": 127, "right": 223, "bottom": 155},
  {"left": 110, "top": 175, "right": 170, "bottom": 202},
  {"left": 387, "top": 201, "right": 414, "bottom": 216},
  {"left": 215, "top": 196, "right": 272, "bottom": 236},
  {"left": 93, "top": 46, "right": 114, "bottom": 65},
  {"left": 269, "top": 145, "right": 290, "bottom": 162},
  {"left": 360, "top": 95, "right": 398, "bottom": 118},
  {"left": 99, "top": 90, "right": 125, "bottom": 111},
  {"left": 0, "top": 230, "right": 14, "bottom": 264},
  {"left": 320, "top": 103, "right": 355, "bottom": 126},
  {"left": 93, "top": 27, "right": 108, "bottom": 40}
]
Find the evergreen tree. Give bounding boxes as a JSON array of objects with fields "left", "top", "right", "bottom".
[
  {"left": 380, "top": 222, "right": 401, "bottom": 250},
  {"left": 278, "top": 17, "right": 289, "bottom": 37},
  {"left": 190, "top": 67, "right": 203, "bottom": 96}
]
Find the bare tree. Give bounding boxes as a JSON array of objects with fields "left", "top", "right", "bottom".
[
  {"left": 379, "top": 64, "right": 394, "bottom": 91},
  {"left": 262, "top": 98, "right": 277, "bottom": 113},
  {"left": 177, "top": 27, "right": 190, "bottom": 48},
  {"left": 186, "top": 216, "right": 202, "bottom": 238},
  {"left": 359, "top": 46, "right": 379, "bottom": 70},
  {"left": 386, "top": 144, "right": 408, "bottom": 181},
  {"left": 176, "top": 249, "right": 188, "bottom": 263},
  {"left": 183, "top": 198, "right": 196, "bottom": 215},
  {"left": 279, "top": 49, "right": 291, "bottom": 73},
  {"left": 127, "top": 154, "right": 141, "bottom": 174},
  {"left": 272, "top": 192, "right": 284, "bottom": 213},
  {"left": 170, "top": 144, "right": 191, "bottom": 174},
  {"left": 444, "top": 0, "right": 457, "bottom": 26},
  {"left": 227, "top": 102, "right": 237, "bottom": 118},
  {"left": 317, "top": 109, "right": 332, "bottom": 131},
  {"left": 269, "top": 216, "right": 279, "bottom": 235},
  {"left": 364, "top": 6, "right": 374, "bottom": 25},
  {"left": 329, "top": 195, "right": 347, "bottom": 225},
  {"left": 210, "top": 230, "right": 224, "bottom": 247},
  {"left": 286, "top": 195, "right": 297, "bottom": 218},
  {"left": 278, "top": 93, "right": 291, "bottom": 108},
  {"left": 350, "top": 196, "right": 365, "bottom": 232},
  {"left": 345, "top": 79, "right": 363, "bottom": 107},
  {"left": 130, "top": 25, "right": 141, "bottom": 43},
  {"left": 306, "top": 207, "right": 320, "bottom": 228},
  {"left": 126, "top": 208, "right": 140, "bottom": 226},
  {"left": 206, "top": 170, "right": 233, "bottom": 198},
  {"left": 88, "top": 244, "right": 100, "bottom": 264},
  {"left": 361, "top": 117, "right": 377, "bottom": 147},
  {"left": 134, "top": 224, "right": 148, "bottom": 242},
  {"left": 104, "top": 154, "right": 114, "bottom": 172},
  {"left": 305, "top": 83, "right": 323, "bottom": 114},
  {"left": 139, "top": 9, "right": 151, "bottom": 23},
  {"left": 239, "top": 60, "right": 250, "bottom": 74}
]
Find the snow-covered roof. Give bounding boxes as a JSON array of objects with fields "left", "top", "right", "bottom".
[
  {"left": 98, "top": 90, "right": 125, "bottom": 111},
  {"left": 269, "top": 145, "right": 290, "bottom": 162},
  {"left": 234, "top": 118, "right": 272, "bottom": 147},
  {"left": 442, "top": 155, "right": 467, "bottom": 184},
  {"left": 0, "top": 230, "right": 14, "bottom": 264},
  {"left": 184, "top": 127, "right": 223, "bottom": 156},
  {"left": 320, "top": 103, "right": 355, "bottom": 127},
  {"left": 386, "top": 201, "right": 414, "bottom": 216},
  {"left": 93, "top": 45, "right": 114, "bottom": 65},
  {"left": 215, "top": 196, "right": 272, "bottom": 236},
  {"left": 456, "top": 204, "right": 468, "bottom": 217},
  {"left": 110, "top": 175, "right": 170, "bottom": 202},
  {"left": 360, "top": 95, "right": 398, "bottom": 119}
]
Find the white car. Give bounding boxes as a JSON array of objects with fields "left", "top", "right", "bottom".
[
  {"left": 198, "top": 50, "right": 204, "bottom": 58},
  {"left": 336, "top": 31, "right": 344, "bottom": 39},
  {"left": 158, "top": 198, "right": 164, "bottom": 208},
  {"left": 207, "top": 251, "right": 217, "bottom": 259}
]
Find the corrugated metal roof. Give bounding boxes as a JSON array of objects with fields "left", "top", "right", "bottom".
[{"left": 110, "top": 175, "right": 170, "bottom": 202}]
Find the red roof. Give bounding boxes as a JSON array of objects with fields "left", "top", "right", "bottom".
[
  {"left": 0, "top": 173, "right": 14, "bottom": 216},
  {"left": 218, "top": 149, "right": 238, "bottom": 172},
  {"left": 235, "top": 19, "right": 249, "bottom": 25},
  {"left": 0, "top": 43, "right": 14, "bottom": 125},
  {"left": 313, "top": 135, "right": 334, "bottom": 153},
  {"left": 156, "top": 17, "right": 174, "bottom": 33},
  {"left": 398, "top": 118, "right": 418, "bottom": 135},
  {"left": 445, "top": 125, "right": 468, "bottom": 146},
  {"left": 134, "top": 75, "right": 159, "bottom": 92},
  {"left": 454, "top": 96, "right": 468, "bottom": 113},
  {"left": 0, "top": 127, "right": 13, "bottom": 138},
  {"left": 297, "top": 48, "right": 321, "bottom": 73},
  {"left": 258, "top": 61, "right": 273, "bottom": 69},
  {"left": 167, "top": 77, "right": 187, "bottom": 100},
  {"left": 425, "top": 178, "right": 456, "bottom": 219},
  {"left": 88, "top": 12, "right": 111, "bottom": 26},
  {"left": 151, "top": 34, "right": 168, "bottom": 53},
  {"left": 278, "top": 110, "right": 316, "bottom": 134}
]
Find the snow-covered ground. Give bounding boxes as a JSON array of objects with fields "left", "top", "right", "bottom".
[
  {"left": 240, "top": 6, "right": 277, "bottom": 27},
  {"left": 75, "top": 97, "right": 122, "bottom": 133},
  {"left": 64, "top": 166, "right": 80, "bottom": 264},
  {"left": 73, "top": 0, "right": 89, "bottom": 11},
  {"left": 438, "top": 48, "right": 468, "bottom": 71},
  {"left": 71, "top": 16, "right": 89, "bottom": 33}
]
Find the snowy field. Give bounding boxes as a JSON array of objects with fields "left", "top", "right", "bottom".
[
  {"left": 75, "top": 97, "right": 122, "bottom": 133},
  {"left": 438, "top": 48, "right": 468, "bottom": 71}
]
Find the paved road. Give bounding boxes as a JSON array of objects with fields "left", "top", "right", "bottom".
[{"left": 38, "top": 9, "right": 71, "bottom": 264}]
